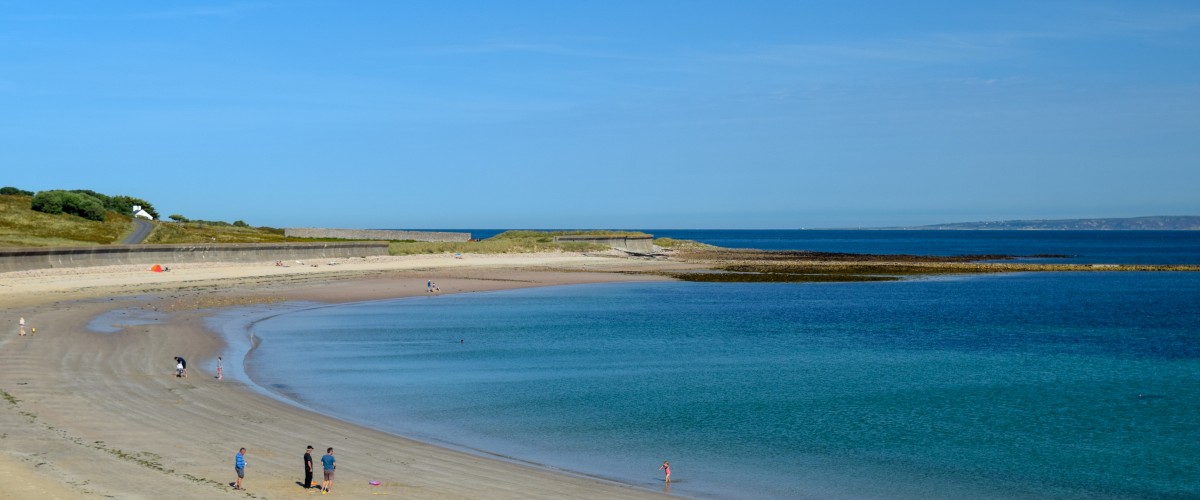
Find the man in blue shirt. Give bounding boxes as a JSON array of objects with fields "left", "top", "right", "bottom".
[
  {"left": 234, "top": 447, "right": 247, "bottom": 490},
  {"left": 321, "top": 447, "right": 336, "bottom": 494}
]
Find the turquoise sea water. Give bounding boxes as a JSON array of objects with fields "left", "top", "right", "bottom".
[{"left": 242, "top": 272, "right": 1200, "bottom": 499}]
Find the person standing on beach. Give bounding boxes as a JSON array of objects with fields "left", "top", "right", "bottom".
[
  {"left": 304, "top": 445, "right": 314, "bottom": 489},
  {"left": 234, "top": 448, "right": 247, "bottom": 490},
  {"left": 321, "top": 447, "right": 336, "bottom": 493},
  {"left": 216, "top": 356, "right": 223, "bottom": 380},
  {"left": 427, "top": 279, "right": 432, "bottom": 292},
  {"left": 659, "top": 460, "right": 671, "bottom": 483},
  {"left": 18, "top": 316, "right": 25, "bottom": 336}
]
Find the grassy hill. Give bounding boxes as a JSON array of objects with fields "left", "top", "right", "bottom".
[
  {"left": 0, "top": 194, "right": 134, "bottom": 247},
  {"left": 0, "top": 194, "right": 286, "bottom": 247}
]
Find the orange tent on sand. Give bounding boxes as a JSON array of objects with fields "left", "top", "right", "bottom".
[{"left": 150, "top": 264, "right": 163, "bottom": 272}]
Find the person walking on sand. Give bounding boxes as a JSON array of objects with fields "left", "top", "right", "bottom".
[
  {"left": 427, "top": 279, "right": 432, "bottom": 292},
  {"left": 18, "top": 317, "right": 25, "bottom": 336},
  {"left": 321, "top": 447, "right": 336, "bottom": 494},
  {"left": 234, "top": 448, "right": 247, "bottom": 490},
  {"left": 659, "top": 460, "right": 671, "bottom": 483},
  {"left": 304, "top": 445, "right": 315, "bottom": 489},
  {"left": 216, "top": 356, "right": 223, "bottom": 380}
]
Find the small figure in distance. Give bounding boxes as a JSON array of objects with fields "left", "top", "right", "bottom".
[
  {"left": 659, "top": 460, "right": 671, "bottom": 484},
  {"left": 216, "top": 356, "right": 223, "bottom": 380}
]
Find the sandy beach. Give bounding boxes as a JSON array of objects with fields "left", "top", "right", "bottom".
[{"left": 0, "top": 253, "right": 697, "bottom": 499}]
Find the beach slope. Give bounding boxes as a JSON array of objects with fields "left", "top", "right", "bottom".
[{"left": 0, "top": 254, "right": 691, "bottom": 498}]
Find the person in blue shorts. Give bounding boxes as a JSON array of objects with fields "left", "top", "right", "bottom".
[
  {"left": 321, "top": 447, "right": 336, "bottom": 493},
  {"left": 233, "top": 447, "right": 247, "bottom": 490}
]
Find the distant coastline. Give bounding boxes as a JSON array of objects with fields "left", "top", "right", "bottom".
[{"left": 880, "top": 215, "right": 1200, "bottom": 231}]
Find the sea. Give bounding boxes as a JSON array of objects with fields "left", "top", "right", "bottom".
[{"left": 225, "top": 231, "right": 1200, "bottom": 499}]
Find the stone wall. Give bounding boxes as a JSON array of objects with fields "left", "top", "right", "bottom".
[
  {"left": 284, "top": 228, "right": 471, "bottom": 242},
  {"left": 553, "top": 235, "right": 656, "bottom": 254},
  {"left": 0, "top": 242, "right": 389, "bottom": 273}
]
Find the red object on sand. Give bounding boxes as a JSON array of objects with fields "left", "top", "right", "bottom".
[{"left": 150, "top": 264, "right": 163, "bottom": 272}]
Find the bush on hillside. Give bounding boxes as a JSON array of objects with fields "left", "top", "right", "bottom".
[
  {"left": 1, "top": 186, "right": 34, "bottom": 196},
  {"left": 169, "top": 214, "right": 189, "bottom": 222},
  {"left": 68, "top": 190, "right": 159, "bottom": 220},
  {"left": 32, "top": 190, "right": 108, "bottom": 221}
]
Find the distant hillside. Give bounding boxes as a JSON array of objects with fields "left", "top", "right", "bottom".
[{"left": 896, "top": 216, "right": 1200, "bottom": 230}]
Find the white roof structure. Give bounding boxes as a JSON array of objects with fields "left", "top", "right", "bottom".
[{"left": 132, "top": 205, "right": 154, "bottom": 220}]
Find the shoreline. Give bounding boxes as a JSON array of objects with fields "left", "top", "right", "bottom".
[{"left": 0, "top": 253, "right": 693, "bottom": 498}]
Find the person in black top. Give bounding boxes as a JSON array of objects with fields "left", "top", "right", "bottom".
[{"left": 304, "top": 445, "right": 314, "bottom": 488}]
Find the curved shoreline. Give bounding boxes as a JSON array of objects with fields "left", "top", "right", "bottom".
[
  {"left": 0, "top": 254, "right": 689, "bottom": 498},
  {"left": 212, "top": 292, "right": 658, "bottom": 492}
]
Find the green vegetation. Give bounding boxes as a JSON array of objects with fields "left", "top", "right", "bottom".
[
  {"left": 144, "top": 220, "right": 285, "bottom": 244},
  {"left": 653, "top": 237, "right": 714, "bottom": 249},
  {"left": 29, "top": 189, "right": 159, "bottom": 222},
  {"left": 0, "top": 186, "right": 34, "bottom": 196},
  {"left": 31, "top": 190, "right": 108, "bottom": 221},
  {"left": 0, "top": 194, "right": 133, "bottom": 247}
]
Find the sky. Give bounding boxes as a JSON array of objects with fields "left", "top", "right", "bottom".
[{"left": 2, "top": 1, "right": 1198, "bottom": 229}]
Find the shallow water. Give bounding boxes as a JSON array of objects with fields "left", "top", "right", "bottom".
[{"left": 243, "top": 273, "right": 1200, "bottom": 499}]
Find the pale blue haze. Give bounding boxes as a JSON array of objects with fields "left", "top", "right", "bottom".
[{"left": 2, "top": 1, "right": 1199, "bottom": 228}]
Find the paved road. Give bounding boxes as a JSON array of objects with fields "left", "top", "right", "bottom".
[{"left": 121, "top": 218, "right": 154, "bottom": 244}]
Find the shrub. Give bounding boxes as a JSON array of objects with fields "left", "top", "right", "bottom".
[
  {"left": 0, "top": 186, "right": 33, "bottom": 196},
  {"left": 32, "top": 190, "right": 107, "bottom": 221},
  {"left": 169, "top": 214, "right": 189, "bottom": 222},
  {"left": 31, "top": 191, "right": 65, "bottom": 214},
  {"left": 62, "top": 192, "right": 107, "bottom": 221}
]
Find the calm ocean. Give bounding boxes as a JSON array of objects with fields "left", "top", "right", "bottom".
[{"left": 234, "top": 231, "right": 1199, "bottom": 498}]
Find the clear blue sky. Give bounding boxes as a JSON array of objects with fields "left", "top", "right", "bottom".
[{"left": 2, "top": 1, "right": 1198, "bottom": 229}]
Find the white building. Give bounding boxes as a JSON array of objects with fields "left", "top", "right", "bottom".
[{"left": 132, "top": 205, "right": 154, "bottom": 220}]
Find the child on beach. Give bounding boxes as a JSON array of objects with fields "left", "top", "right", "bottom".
[
  {"left": 659, "top": 461, "right": 671, "bottom": 483},
  {"left": 234, "top": 448, "right": 247, "bottom": 490},
  {"left": 216, "top": 356, "right": 223, "bottom": 380}
]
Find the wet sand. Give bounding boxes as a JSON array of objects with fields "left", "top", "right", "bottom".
[{"left": 0, "top": 253, "right": 696, "bottom": 498}]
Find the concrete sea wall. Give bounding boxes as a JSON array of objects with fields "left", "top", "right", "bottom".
[
  {"left": 553, "top": 235, "right": 655, "bottom": 253},
  {"left": 0, "top": 242, "right": 389, "bottom": 273},
  {"left": 284, "top": 228, "right": 471, "bottom": 242}
]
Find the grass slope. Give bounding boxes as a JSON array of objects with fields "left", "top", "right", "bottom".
[{"left": 0, "top": 194, "right": 133, "bottom": 247}]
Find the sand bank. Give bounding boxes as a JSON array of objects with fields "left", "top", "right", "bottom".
[{"left": 0, "top": 253, "right": 697, "bottom": 498}]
